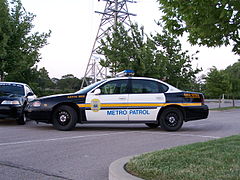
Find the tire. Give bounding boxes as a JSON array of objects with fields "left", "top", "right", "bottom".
[
  {"left": 52, "top": 105, "right": 77, "bottom": 131},
  {"left": 145, "top": 123, "right": 159, "bottom": 128},
  {"left": 16, "top": 113, "right": 26, "bottom": 125},
  {"left": 159, "top": 107, "right": 183, "bottom": 131}
]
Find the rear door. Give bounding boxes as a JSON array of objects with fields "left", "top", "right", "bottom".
[
  {"left": 128, "top": 79, "right": 167, "bottom": 121},
  {"left": 85, "top": 79, "right": 129, "bottom": 121}
]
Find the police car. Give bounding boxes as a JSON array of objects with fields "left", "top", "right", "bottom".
[{"left": 26, "top": 70, "right": 209, "bottom": 131}]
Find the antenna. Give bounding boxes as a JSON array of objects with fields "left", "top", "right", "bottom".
[{"left": 81, "top": 0, "right": 136, "bottom": 88}]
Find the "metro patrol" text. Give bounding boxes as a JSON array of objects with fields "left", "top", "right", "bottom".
[{"left": 106, "top": 110, "right": 150, "bottom": 115}]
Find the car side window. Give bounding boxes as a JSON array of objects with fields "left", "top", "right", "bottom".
[
  {"left": 158, "top": 83, "right": 169, "bottom": 93},
  {"left": 131, "top": 80, "right": 168, "bottom": 94},
  {"left": 99, "top": 80, "right": 128, "bottom": 95},
  {"left": 25, "top": 86, "right": 30, "bottom": 95},
  {"left": 25, "top": 85, "right": 34, "bottom": 96}
]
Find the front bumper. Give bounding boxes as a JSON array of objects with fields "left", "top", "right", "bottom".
[
  {"left": 0, "top": 105, "right": 23, "bottom": 119},
  {"left": 25, "top": 106, "right": 52, "bottom": 123},
  {"left": 184, "top": 105, "right": 209, "bottom": 121}
]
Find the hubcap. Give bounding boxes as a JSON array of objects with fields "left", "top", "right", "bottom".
[
  {"left": 59, "top": 114, "right": 67, "bottom": 123},
  {"left": 169, "top": 116, "right": 176, "bottom": 124},
  {"left": 57, "top": 111, "right": 70, "bottom": 125},
  {"left": 166, "top": 113, "right": 178, "bottom": 127}
]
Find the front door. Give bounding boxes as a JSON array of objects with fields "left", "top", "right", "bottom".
[{"left": 85, "top": 79, "right": 129, "bottom": 121}]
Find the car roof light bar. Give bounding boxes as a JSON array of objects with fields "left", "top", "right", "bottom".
[{"left": 116, "top": 70, "right": 135, "bottom": 77}]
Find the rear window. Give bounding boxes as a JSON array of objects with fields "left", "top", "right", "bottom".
[{"left": 0, "top": 84, "right": 24, "bottom": 96}]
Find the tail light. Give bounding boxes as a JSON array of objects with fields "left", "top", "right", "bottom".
[{"left": 200, "top": 94, "right": 205, "bottom": 105}]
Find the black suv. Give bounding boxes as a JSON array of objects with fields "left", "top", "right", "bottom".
[{"left": 0, "top": 82, "right": 36, "bottom": 125}]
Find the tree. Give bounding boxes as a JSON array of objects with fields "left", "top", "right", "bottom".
[
  {"left": 35, "top": 67, "right": 54, "bottom": 89},
  {"left": 205, "top": 67, "right": 229, "bottom": 99},
  {"left": 100, "top": 23, "right": 201, "bottom": 90},
  {"left": 100, "top": 23, "right": 136, "bottom": 75},
  {"left": 57, "top": 74, "right": 81, "bottom": 92},
  {"left": 0, "top": 0, "right": 11, "bottom": 80},
  {"left": 158, "top": 0, "right": 240, "bottom": 54},
  {"left": 0, "top": 0, "right": 50, "bottom": 81},
  {"left": 225, "top": 61, "right": 240, "bottom": 105},
  {"left": 204, "top": 63, "right": 240, "bottom": 106},
  {"left": 152, "top": 30, "right": 201, "bottom": 89}
]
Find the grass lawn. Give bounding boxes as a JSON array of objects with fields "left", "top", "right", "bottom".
[
  {"left": 125, "top": 135, "right": 240, "bottom": 180},
  {"left": 210, "top": 106, "right": 240, "bottom": 111}
]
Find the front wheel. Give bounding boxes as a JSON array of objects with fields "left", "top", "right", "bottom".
[
  {"left": 159, "top": 107, "right": 183, "bottom": 131},
  {"left": 16, "top": 113, "right": 26, "bottom": 125},
  {"left": 52, "top": 105, "right": 77, "bottom": 131}
]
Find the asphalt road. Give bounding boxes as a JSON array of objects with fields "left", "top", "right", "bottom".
[{"left": 0, "top": 109, "right": 239, "bottom": 180}]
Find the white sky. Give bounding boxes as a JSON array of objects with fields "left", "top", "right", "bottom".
[{"left": 20, "top": 0, "right": 239, "bottom": 79}]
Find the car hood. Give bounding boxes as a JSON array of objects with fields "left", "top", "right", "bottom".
[{"left": 36, "top": 93, "right": 85, "bottom": 101}]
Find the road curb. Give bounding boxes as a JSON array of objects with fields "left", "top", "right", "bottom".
[{"left": 109, "top": 156, "right": 143, "bottom": 180}]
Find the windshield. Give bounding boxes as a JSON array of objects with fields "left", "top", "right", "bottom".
[
  {"left": 0, "top": 84, "right": 25, "bottom": 96},
  {"left": 75, "top": 80, "right": 105, "bottom": 94}
]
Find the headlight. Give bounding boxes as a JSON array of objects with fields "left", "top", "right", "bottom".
[
  {"left": 31, "top": 101, "right": 41, "bottom": 107},
  {"left": 1, "top": 100, "right": 21, "bottom": 105}
]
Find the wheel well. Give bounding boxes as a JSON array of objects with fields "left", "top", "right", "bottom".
[
  {"left": 51, "top": 103, "right": 81, "bottom": 123},
  {"left": 157, "top": 105, "right": 186, "bottom": 122}
]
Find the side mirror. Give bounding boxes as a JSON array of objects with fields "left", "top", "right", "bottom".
[
  {"left": 26, "top": 92, "right": 36, "bottom": 102},
  {"left": 93, "top": 88, "right": 101, "bottom": 95},
  {"left": 27, "top": 92, "right": 34, "bottom": 97}
]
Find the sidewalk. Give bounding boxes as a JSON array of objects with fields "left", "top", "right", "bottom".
[{"left": 109, "top": 156, "right": 143, "bottom": 180}]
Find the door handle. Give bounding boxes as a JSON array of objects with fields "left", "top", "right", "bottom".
[{"left": 119, "top": 97, "right": 126, "bottom": 100}]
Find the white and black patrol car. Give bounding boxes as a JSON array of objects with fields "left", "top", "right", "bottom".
[{"left": 26, "top": 70, "right": 209, "bottom": 131}]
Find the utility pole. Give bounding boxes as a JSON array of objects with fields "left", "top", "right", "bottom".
[{"left": 81, "top": 0, "right": 136, "bottom": 88}]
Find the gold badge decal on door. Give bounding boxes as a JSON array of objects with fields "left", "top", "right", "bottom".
[{"left": 91, "top": 99, "right": 101, "bottom": 112}]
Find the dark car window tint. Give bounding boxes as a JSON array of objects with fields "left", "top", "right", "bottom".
[
  {"left": 131, "top": 80, "right": 168, "bottom": 94},
  {"left": 100, "top": 80, "right": 128, "bottom": 95},
  {"left": 0, "top": 84, "right": 24, "bottom": 96},
  {"left": 158, "top": 83, "right": 169, "bottom": 93}
]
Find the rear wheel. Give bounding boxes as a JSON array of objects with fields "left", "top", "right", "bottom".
[
  {"left": 145, "top": 123, "right": 159, "bottom": 128},
  {"left": 52, "top": 105, "right": 77, "bottom": 131},
  {"left": 160, "top": 107, "right": 183, "bottom": 131}
]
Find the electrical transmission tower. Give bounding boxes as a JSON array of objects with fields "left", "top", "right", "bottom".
[{"left": 81, "top": 0, "right": 136, "bottom": 88}]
